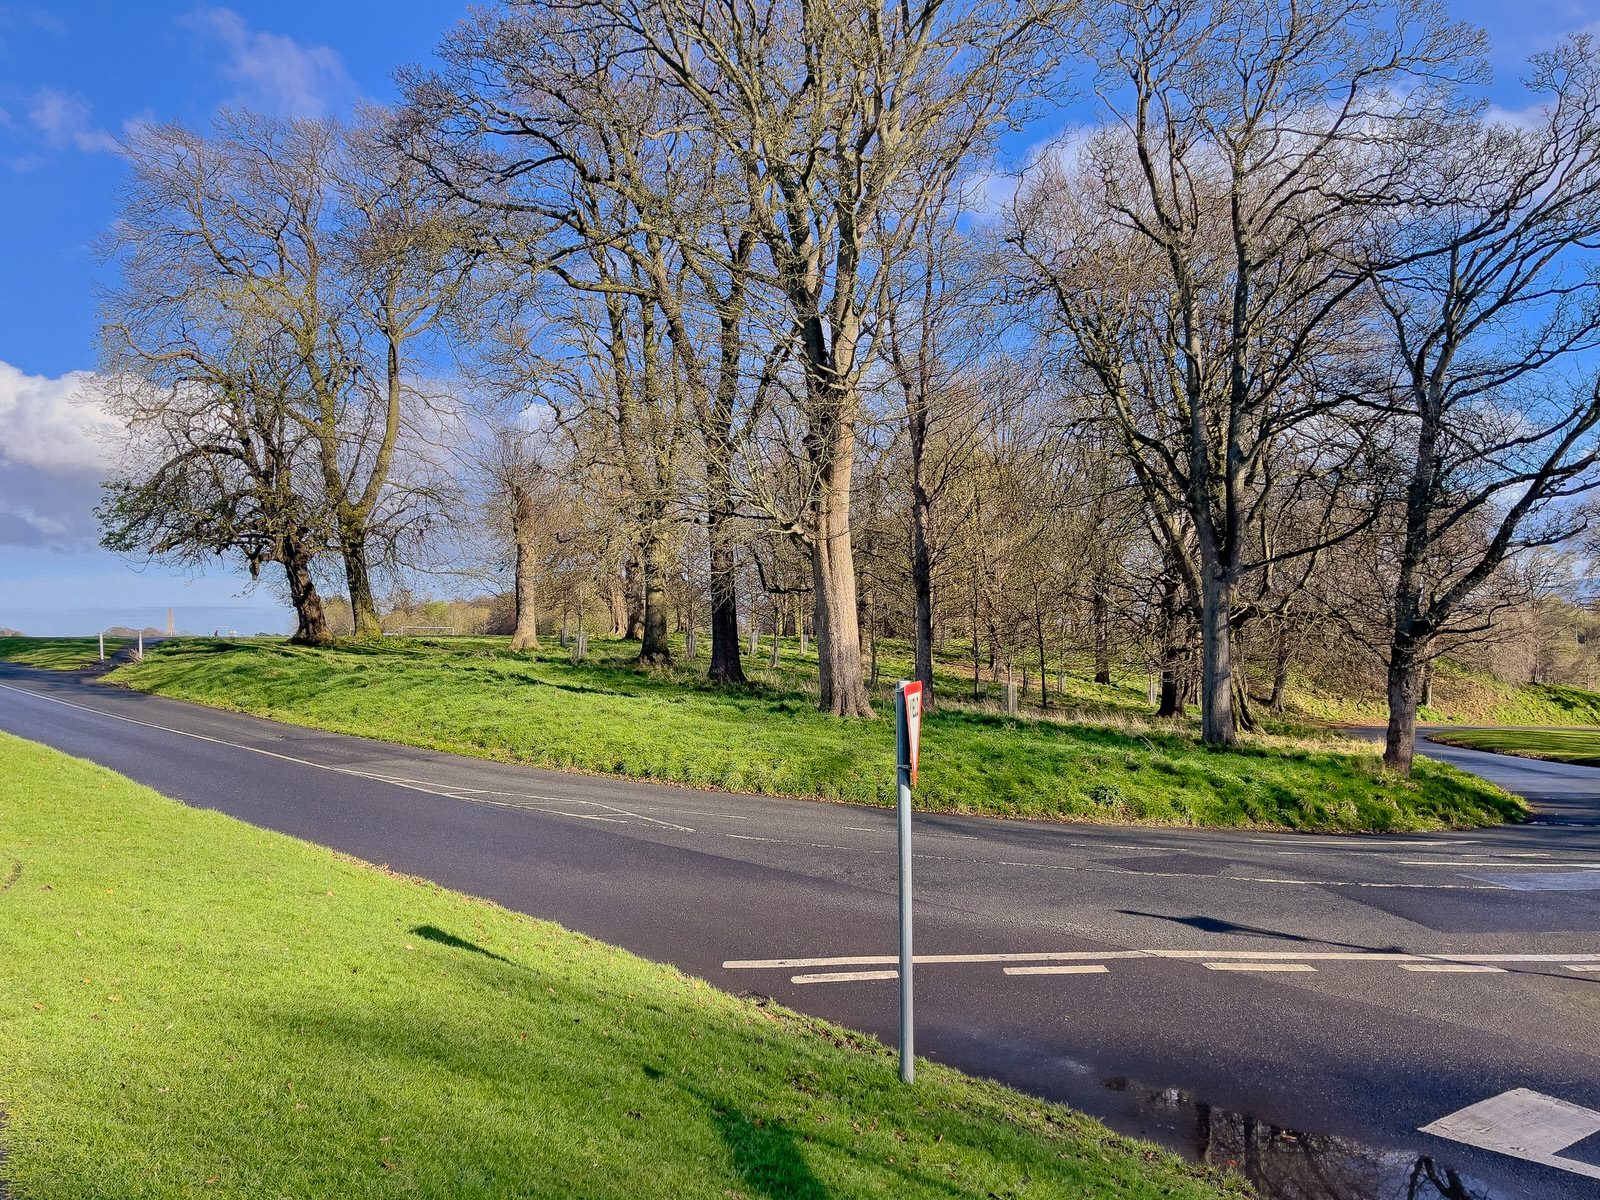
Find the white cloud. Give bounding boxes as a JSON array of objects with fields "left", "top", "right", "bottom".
[
  {"left": 188, "top": 7, "right": 356, "bottom": 119},
  {"left": 26, "top": 87, "right": 118, "bottom": 153},
  {"left": 0, "top": 361, "right": 118, "bottom": 547}
]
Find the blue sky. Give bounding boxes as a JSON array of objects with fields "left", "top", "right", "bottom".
[{"left": 0, "top": 0, "right": 1595, "bottom": 635}]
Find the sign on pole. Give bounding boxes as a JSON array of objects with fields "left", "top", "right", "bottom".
[{"left": 894, "top": 679, "right": 923, "bottom": 1085}]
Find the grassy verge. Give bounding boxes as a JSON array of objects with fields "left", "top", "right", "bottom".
[
  {"left": 0, "top": 732, "right": 1251, "bottom": 1200},
  {"left": 101, "top": 637, "right": 1524, "bottom": 832},
  {"left": 1427, "top": 727, "right": 1600, "bottom": 766},
  {"left": 0, "top": 637, "right": 126, "bottom": 671}
]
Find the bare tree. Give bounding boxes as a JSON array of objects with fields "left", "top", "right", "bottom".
[
  {"left": 1358, "top": 39, "right": 1600, "bottom": 772},
  {"left": 1013, "top": 0, "right": 1480, "bottom": 744}
]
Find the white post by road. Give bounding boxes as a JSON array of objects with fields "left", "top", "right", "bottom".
[
  {"left": 894, "top": 678, "right": 923, "bottom": 1085},
  {"left": 98, "top": 632, "right": 105, "bottom": 662}
]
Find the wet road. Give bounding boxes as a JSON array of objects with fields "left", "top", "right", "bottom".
[{"left": 2, "top": 665, "right": 1598, "bottom": 1200}]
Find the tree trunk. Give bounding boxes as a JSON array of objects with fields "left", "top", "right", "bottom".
[
  {"left": 509, "top": 492, "right": 540, "bottom": 652},
  {"left": 1092, "top": 586, "right": 1112, "bottom": 685},
  {"left": 283, "top": 537, "right": 331, "bottom": 646},
  {"left": 1157, "top": 576, "right": 1188, "bottom": 718},
  {"left": 342, "top": 537, "right": 381, "bottom": 638},
  {"left": 623, "top": 557, "right": 644, "bottom": 641},
  {"left": 910, "top": 423, "right": 936, "bottom": 704},
  {"left": 638, "top": 527, "right": 671, "bottom": 664},
  {"left": 1269, "top": 623, "right": 1290, "bottom": 712},
  {"left": 1199, "top": 564, "right": 1238, "bottom": 746},
  {"left": 608, "top": 579, "right": 627, "bottom": 637},
  {"left": 706, "top": 518, "right": 746, "bottom": 684},
  {"left": 811, "top": 454, "right": 873, "bottom": 717},
  {"left": 1383, "top": 641, "right": 1425, "bottom": 775}
]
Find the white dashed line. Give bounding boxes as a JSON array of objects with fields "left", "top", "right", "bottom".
[
  {"left": 1421, "top": 1089, "right": 1600, "bottom": 1181},
  {"left": 725, "top": 951, "right": 1147, "bottom": 970},
  {"left": 1003, "top": 964, "right": 1109, "bottom": 976},
  {"left": 1203, "top": 962, "right": 1316, "bottom": 972},
  {"left": 790, "top": 970, "right": 897, "bottom": 984},
  {"left": 1400, "top": 964, "right": 1507, "bottom": 973}
]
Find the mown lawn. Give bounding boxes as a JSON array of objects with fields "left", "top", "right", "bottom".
[
  {"left": 1427, "top": 726, "right": 1600, "bottom": 767},
  {"left": 101, "top": 636, "right": 1526, "bottom": 832},
  {"left": 0, "top": 637, "right": 126, "bottom": 671},
  {"left": 0, "top": 732, "right": 1253, "bottom": 1200}
]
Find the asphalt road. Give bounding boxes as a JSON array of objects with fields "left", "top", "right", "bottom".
[{"left": 3, "top": 664, "right": 1598, "bottom": 1200}]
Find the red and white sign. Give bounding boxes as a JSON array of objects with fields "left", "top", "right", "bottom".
[{"left": 899, "top": 680, "right": 924, "bottom": 786}]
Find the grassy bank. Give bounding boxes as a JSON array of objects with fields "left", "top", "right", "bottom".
[
  {"left": 99, "top": 637, "right": 1524, "bottom": 832},
  {"left": 1288, "top": 659, "right": 1600, "bottom": 727},
  {"left": 0, "top": 732, "right": 1251, "bottom": 1200},
  {"left": 1428, "top": 727, "right": 1600, "bottom": 767},
  {"left": 0, "top": 637, "right": 126, "bottom": 671}
]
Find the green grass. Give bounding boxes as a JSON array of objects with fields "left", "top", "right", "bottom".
[
  {"left": 0, "top": 637, "right": 127, "bottom": 671},
  {"left": 100, "top": 636, "right": 1524, "bottom": 832},
  {"left": 1287, "top": 659, "right": 1600, "bottom": 728},
  {"left": 1427, "top": 726, "right": 1600, "bottom": 767},
  {"left": 0, "top": 732, "right": 1252, "bottom": 1200}
]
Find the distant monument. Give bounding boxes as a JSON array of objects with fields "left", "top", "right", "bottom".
[{"left": 166, "top": 608, "right": 175, "bottom": 636}]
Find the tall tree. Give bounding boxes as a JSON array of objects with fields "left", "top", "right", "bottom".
[
  {"left": 1015, "top": 0, "right": 1480, "bottom": 744},
  {"left": 1360, "top": 38, "right": 1600, "bottom": 773}
]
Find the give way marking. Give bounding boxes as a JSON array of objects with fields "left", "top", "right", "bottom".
[{"left": 1420, "top": 1088, "right": 1600, "bottom": 1181}]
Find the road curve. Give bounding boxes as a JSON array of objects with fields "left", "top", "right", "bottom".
[{"left": 3, "top": 665, "right": 1599, "bottom": 1200}]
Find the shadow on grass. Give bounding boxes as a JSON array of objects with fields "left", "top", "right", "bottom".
[
  {"left": 681, "top": 1084, "right": 832, "bottom": 1200},
  {"left": 409, "top": 925, "right": 515, "bottom": 965}
]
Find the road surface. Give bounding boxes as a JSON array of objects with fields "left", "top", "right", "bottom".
[{"left": 2, "top": 664, "right": 1597, "bottom": 1200}]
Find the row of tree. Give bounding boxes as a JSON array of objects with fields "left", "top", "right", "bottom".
[{"left": 98, "top": 0, "right": 1600, "bottom": 777}]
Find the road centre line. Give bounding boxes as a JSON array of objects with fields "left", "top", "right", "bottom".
[
  {"left": 1401, "top": 860, "right": 1600, "bottom": 868},
  {"left": 724, "top": 950, "right": 1600, "bottom": 970},
  {"left": 791, "top": 970, "right": 898, "bottom": 984},
  {"left": 726, "top": 951, "right": 1151, "bottom": 969},
  {"left": 1401, "top": 964, "right": 1507, "bottom": 973},
  {"left": 1004, "top": 965, "right": 1109, "bottom": 976},
  {"left": 0, "top": 682, "right": 705, "bottom": 832},
  {"left": 1204, "top": 962, "right": 1316, "bottom": 972}
]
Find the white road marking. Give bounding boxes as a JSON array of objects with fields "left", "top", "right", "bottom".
[
  {"left": 1152, "top": 950, "right": 1418, "bottom": 961},
  {"left": 1203, "top": 962, "right": 1316, "bottom": 972},
  {"left": 1003, "top": 964, "right": 1109, "bottom": 976},
  {"left": 0, "top": 682, "right": 700, "bottom": 831},
  {"left": 1400, "top": 964, "right": 1506, "bottom": 973},
  {"left": 725, "top": 951, "right": 1148, "bottom": 970},
  {"left": 1402, "top": 860, "right": 1600, "bottom": 868},
  {"left": 726, "top": 949, "right": 1600, "bottom": 972},
  {"left": 1421, "top": 1088, "right": 1600, "bottom": 1181},
  {"left": 790, "top": 970, "right": 897, "bottom": 984}
]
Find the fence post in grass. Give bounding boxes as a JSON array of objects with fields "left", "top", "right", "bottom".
[
  {"left": 894, "top": 679, "right": 923, "bottom": 1085},
  {"left": 98, "top": 632, "right": 105, "bottom": 662}
]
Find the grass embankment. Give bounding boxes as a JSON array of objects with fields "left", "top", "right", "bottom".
[
  {"left": 1288, "top": 658, "right": 1600, "bottom": 727},
  {"left": 0, "top": 733, "right": 1251, "bottom": 1200},
  {"left": 1427, "top": 727, "right": 1600, "bottom": 767},
  {"left": 103, "top": 636, "right": 1523, "bottom": 832},
  {"left": 0, "top": 637, "right": 126, "bottom": 671}
]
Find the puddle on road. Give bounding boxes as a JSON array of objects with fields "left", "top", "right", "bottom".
[{"left": 1097, "top": 1076, "right": 1507, "bottom": 1200}]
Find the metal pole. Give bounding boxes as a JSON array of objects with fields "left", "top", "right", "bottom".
[
  {"left": 895, "top": 682, "right": 914, "bottom": 1084},
  {"left": 98, "top": 632, "right": 104, "bottom": 662}
]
